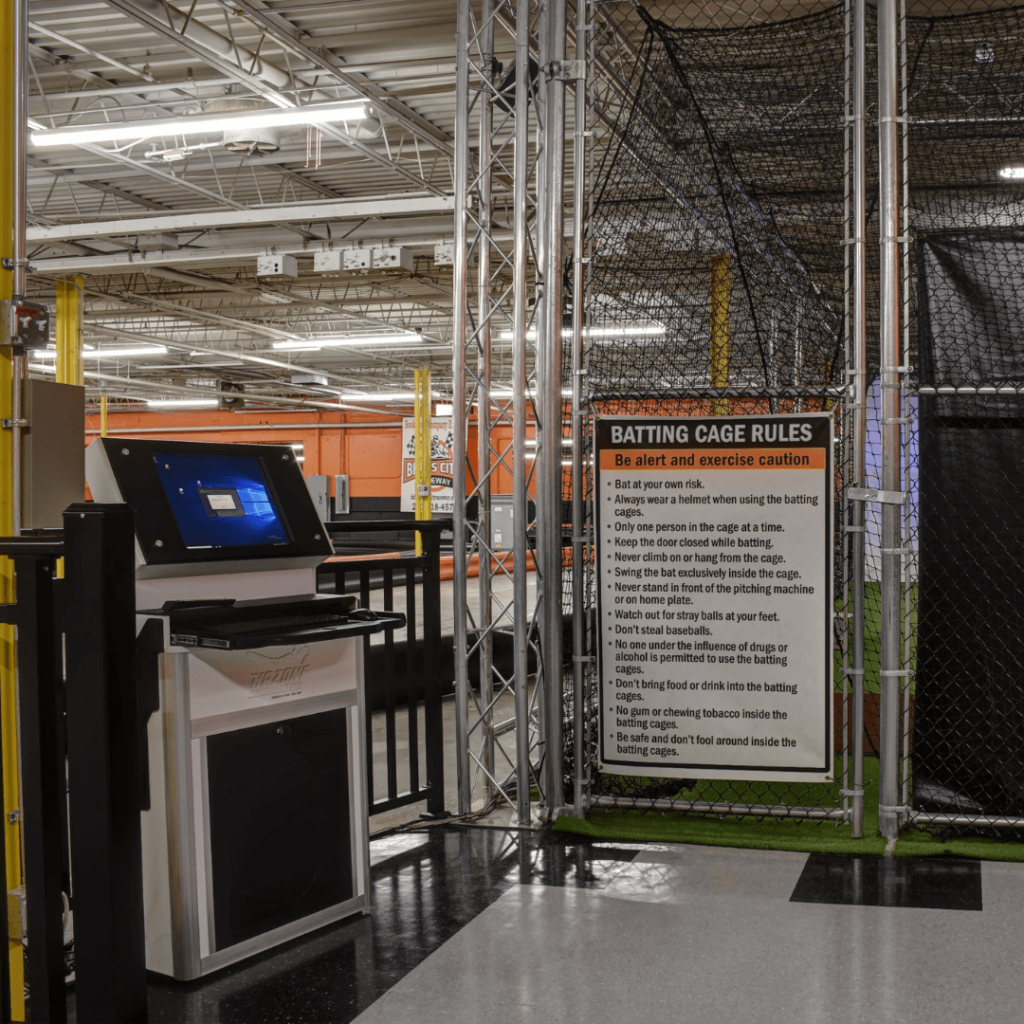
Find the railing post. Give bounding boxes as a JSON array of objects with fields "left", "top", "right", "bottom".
[
  {"left": 14, "top": 552, "right": 65, "bottom": 1024},
  {"left": 422, "top": 527, "right": 447, "bottom": 817},
  {"left": 63, "top": 503, "right": 147, "bottom": 1023}
]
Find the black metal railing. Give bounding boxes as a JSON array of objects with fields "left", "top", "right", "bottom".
[
  {"left": 0, "top": 503, "right": 146, "bottom": 1024},
  {"left": 319, "top": 519, "right": 451, "bottom": 819}
]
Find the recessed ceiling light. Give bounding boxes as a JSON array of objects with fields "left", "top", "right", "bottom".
[{"left": 999, "top": 166, "right": 1024, "bottom": 179}]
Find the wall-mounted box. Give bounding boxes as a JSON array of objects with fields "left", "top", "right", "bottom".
[
  {"left": 256, "top": 254, "right": 298, "bottom": 279},
  {"left": 313, "top": 250, "right": 345, "bottom": 276},
  {"left": 342, "top": 248, "right": 373, "bottom": 272},
  {"left": 21, "top": 379, "right": 85, "bottom": 529},
  {"left": 371, "top": 246, "right": 414, "bottom": 274},
  {"left": 434, "top": 243, "right": 454, "bottom": 267}
]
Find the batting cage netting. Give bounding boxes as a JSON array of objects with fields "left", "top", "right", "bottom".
[{"left": 563, "top": 0, "right": 1024, "bottom": 836}]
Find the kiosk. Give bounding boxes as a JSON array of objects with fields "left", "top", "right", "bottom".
[{"left": 86, "top": 437, "right": 402, "bottom": 980}]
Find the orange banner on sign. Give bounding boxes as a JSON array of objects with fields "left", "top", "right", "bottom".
[{"left": 598, "top": 447, "right": 827, "bottom": 471}]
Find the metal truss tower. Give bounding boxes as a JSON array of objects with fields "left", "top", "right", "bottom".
[{"left": 452, "top": 0, "right": 573, "bottom": 824}]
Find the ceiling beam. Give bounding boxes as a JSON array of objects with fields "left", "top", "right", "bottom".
[
  {"left": 212, "top": 0, "right": 453, "bottom": 154},
  {"left": 27, "top": 195, "right": 455, "bottom": 243},
  {"left": 102, "top": 0, "right": 445, "bottom": 195}
]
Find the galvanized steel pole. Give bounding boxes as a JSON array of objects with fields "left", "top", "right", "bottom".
[
  {"left": 512, "top": 0, "right": 534, "bottom": 825},
  {"left": 850, "top": 0, "right": 867, "bottom": 839},
  {"left": 877, "top": 0, "right": 903, "bottom": 842},
  {"left": 452, "top": 0, "right": 473, "bottom": 815},
  {"left": 570, "top": 0, "right": 589, "bottom": 817},
  {"left": 540, "top": 0, "right": 567, "bottom": 818}
]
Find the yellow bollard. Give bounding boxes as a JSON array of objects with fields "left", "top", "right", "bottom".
[{"left": 710, "top": 253, "right": 731, "bottom": 417}]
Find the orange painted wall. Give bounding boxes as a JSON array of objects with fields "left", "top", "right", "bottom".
[{"left": 85, "top": 407, "right": 527, "bottom": 500}]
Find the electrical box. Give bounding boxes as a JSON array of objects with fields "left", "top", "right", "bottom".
[
  {"left": 305, "top": 474, "right": 330, "bottom": 523},
  {"left": 313, "top": 250, "right": 345, "bottom": 276},
  {"left": 334, "top": 475, "right": 350, "bottom": 517},
  {"left": 342, "top": 248, "right": 373, "bottom": 272},
  {"left": 490, "top": 494, "right": 513, "bottom": 552},
  {"left": 256, "top": 254, "right": 298, "bottom": 279},
  {"left": 371, "top": 246, "right": 414, "bottom": 274},
  {"left": 434, "top": 243, "right": 454, "bottom": 267},
  {"left": 21, "top": 379, "right": 85, "bottom": 530}
]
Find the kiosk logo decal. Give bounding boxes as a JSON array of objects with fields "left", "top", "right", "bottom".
[{"left": 246, "top": 646, "right": 311, "bottom": 699}]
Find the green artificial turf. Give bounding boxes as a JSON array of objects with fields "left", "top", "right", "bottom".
[
  {"left": 554, "top": 756, "right": 888, "bottom": 856},
  {"left": 893, "top": 826, "right": 1024, "bottom": 863}
]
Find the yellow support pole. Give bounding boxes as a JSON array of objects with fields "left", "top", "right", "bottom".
[
  {"left": 413, "top": 369, "right": 432, "bottom": 555},
  {"left": 710, "top": 253, "right": 731, "bottom": 416},
  {"left": 0, "top": 4, "right": 24, "bottom": 1016},
  {"left": 55, "top": 275, "right": 84, "bottom": 387},
  {"left": 100, "top": 393, "right": 108, "bottom": 437}
]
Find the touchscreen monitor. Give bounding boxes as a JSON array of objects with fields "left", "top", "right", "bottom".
[{"left": 154, "top": 452, "right": 291, "bottom": 549}]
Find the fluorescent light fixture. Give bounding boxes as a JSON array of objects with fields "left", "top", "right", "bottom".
[
  {"left": 999, "top": 166, "right": 1024, "bottom": 180},
  {"left": 272, "top": 334, "right": 419, "bottom": 351},
  {"left": 341, "top": 392, "right": 421, "bottom": 403},
  {"left": 435, "top": 403, "right": 454, "bottom": 415},
  {"left": 498, "top": 326, "right": 665, "bottom": 341},
  {"left": 35, "top": 345, "right": 167, "bottom": 360},
  {"left": 146, "top": 398, "right": 219, "bottom": 408},
  {"left": 31, "top": 101, "right": 368, "bottom": 148}
]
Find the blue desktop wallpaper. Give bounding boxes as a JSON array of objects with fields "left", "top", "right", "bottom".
[{"left": 154, "top": 452, "right": 290, "bottom": 549}]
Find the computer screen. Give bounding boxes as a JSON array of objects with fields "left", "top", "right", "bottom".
[{"left": 153, "top": 452, "right": 291, "bottom": 549}]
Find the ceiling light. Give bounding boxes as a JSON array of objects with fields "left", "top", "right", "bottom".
[
  {"left": 35, "top": 345, "right": 167, "bottom": 359},
  {"left": 272, "top": 334, "right": 420, "bottom": 350},
  {"left": 435, "top": 403, "right": 454, "bottom": 415},
  {"left": 341, "top": 392, "right": 432, "bottom": 403},
  {"left": 146, "top": 398, "right": 219, "bottom": 408},
  {"left": 497, "top": 326, "right": 665, "bottom": 341},
  {"left": 999, "top": 166, "right": 1024, "bottom": 180},
  {"left": 30, "top": 101, "right": 368, "bottom": 148}
]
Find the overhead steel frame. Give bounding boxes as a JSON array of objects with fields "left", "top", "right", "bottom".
[{"left": 453, "top": 0, "right": 570, "bottom": 824}]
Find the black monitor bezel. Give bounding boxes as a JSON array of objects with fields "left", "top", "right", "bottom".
[{"left": 98, "top": 437, "right": 333, "bottom": 566}]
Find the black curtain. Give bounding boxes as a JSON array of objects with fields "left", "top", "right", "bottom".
[{"left": 915, "top": 230, "right": 1024, "bottom": 816}]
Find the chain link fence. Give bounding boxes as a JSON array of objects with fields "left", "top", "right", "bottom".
[
  {"left": 901, "top": 1, "right": 1024, "bottom": 836},
  {"left": 560, "top": 0, "right": 1024, "bottom": 840},
  {"left": 566, "top": 0, "right": 858, "bottom": 826}
]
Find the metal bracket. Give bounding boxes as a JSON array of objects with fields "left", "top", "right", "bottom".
[
  {"left": 879, "top": 669, "right": 912, "bottom": 677},
  {"left": 1, "top": 257, "right": 34, "bottom": 273},
  {"left": 848, "top": 486, "right": 907, "bottom": 505},
  {"left": 545, "top": 59, "right": 586, "bottom": 81},
  {"left": 1, "top": 418, "right": 27, "bottom": 430},
  {"left": 843, "top": 525, "right": 866, "bottom": 533},
  {"left": 881, "top": 416, "right": 911, "bottom": 425},
  {"left": 6, "top": 809, "right": 18, "bottom": 824},
  {"left": 572, "top": 654, "right": 595, "bottom": 663},
  {"left": 840, "top": 787, "right": 865, "bottom": 797}
]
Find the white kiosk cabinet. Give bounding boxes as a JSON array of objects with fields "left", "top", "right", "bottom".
[{"left": 87, "top": 437, "right": 402, "bottom": 980}]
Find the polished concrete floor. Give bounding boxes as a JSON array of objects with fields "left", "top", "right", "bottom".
[{"left": 68, "top": 825, "right": 1022, "bottom": 1023}]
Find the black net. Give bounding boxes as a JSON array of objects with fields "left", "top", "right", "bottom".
[
  {"left": 903, "top": 3, "right": 1024, "bottom": 834},
  {"left": 569, "top": 1, "right": 857, "bottom": 823}
]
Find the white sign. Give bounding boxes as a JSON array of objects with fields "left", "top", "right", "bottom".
[
  {"left": 596, "top": 414, "right": 833, "bottom": 782},
  {"left": 401, "top": 416, "right": 455, "bottom": 514}
]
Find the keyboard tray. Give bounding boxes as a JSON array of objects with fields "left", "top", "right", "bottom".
[{"left": 143, "top": 594, "right": 405, "bottom": 651}]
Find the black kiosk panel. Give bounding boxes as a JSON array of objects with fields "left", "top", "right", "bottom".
[
  {"left": 207, "top": 708, "right": 353, "bottom": 950},
  {"left": 93, "top": 436, "right": 333, "bottom": 566}
]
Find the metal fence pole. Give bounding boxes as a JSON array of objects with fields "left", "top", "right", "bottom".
[
  {"left": 512, "top": 0, "right": 534, "bottom": 825},
  {"left": 452, "top": 0, "right": 473, "bottom": 815},
  {"left": 63, "top": 503, "right": 148, "bottom": 1023},
  {"left": 849, "top": 0, "right": 867, "bottom": 839},
  {"left": 476, "top": 0, "right": 496, "bottom": 805},
  {"left": 540, "top": 0, "right": 567, "bottom": 818},
  {"left": 877, "top": 0, "right": 903, "bottom": 842},
  {"left": 569, "top": 0, "right": 589, "bottom": 818}
]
